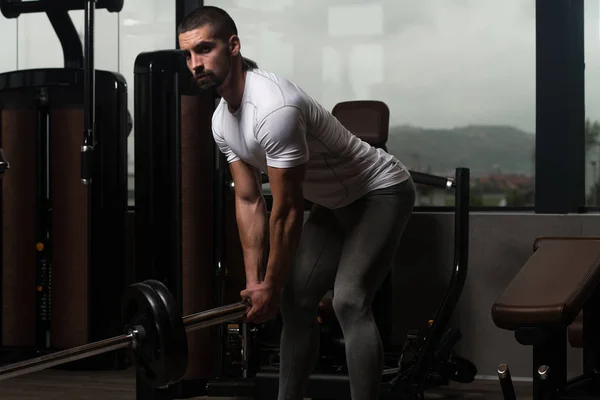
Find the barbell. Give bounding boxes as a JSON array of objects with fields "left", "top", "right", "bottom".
[{"left": 0, "top": 280, "right": 248, "bottom": 388}]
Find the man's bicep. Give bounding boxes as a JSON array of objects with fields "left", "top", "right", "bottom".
[
  {"left": 229, "top": 160, "right": 262, "bottom": 203},
  {"left": 267, "top": 164, "right": 306, "bottom": 208},
  {"left": 256, "top": 106, "right": 309, "bottom": 169}
]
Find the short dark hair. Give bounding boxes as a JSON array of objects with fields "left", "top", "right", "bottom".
[{"left": 177, "top": 6, "right": 238, "bottom": 42}]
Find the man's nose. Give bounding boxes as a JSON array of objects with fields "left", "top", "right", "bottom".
[{"left": 191, "top": 54, "right": 204, "bottom": 73}]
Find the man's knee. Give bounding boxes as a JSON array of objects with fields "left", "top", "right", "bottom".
[
  {"left": 331, "top": 290, "right": 370, "bottom": 327},
  {"left": 280, "top": 288, "right": 321, "bottom": 324}
]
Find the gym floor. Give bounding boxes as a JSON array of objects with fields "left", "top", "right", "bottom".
[{"left": 0, "top": 368, "right": 532, "bottom": 399}]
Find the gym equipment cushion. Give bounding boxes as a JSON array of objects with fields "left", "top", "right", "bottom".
[
  {"left": 492, "top": 237, "right": 600, "bottom": 330},
  {"left": 332, "top": 100, "right": 389, "bottom": 149}
]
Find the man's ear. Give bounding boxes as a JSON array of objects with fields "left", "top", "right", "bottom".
[{"left": 229, "top": 35, "right": 241, "bottom": 56}]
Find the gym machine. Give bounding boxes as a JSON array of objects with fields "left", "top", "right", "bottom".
[
  {"left": 0, "top": 0, "right": 129, "bottom": 370},
  {"left": 492, "top": 237, "right": 600, "bottom": 400},
  {"left": 133, "top": 48, "right": 223, "bottom": 399},
  {"left": 133, "top": 47, "right": 266, "bottom": 399},
  {"left": 0, "top": 150, "right": 9, "bottom": 176}
]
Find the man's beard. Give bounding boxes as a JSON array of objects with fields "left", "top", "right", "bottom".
[
  {"left": 194, "top": 72, "right": 224, "bottom": 92},
  {"left": 194, "top": 58, "right": 231, "bottom": 93}
]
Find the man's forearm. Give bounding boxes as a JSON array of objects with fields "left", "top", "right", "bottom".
[
  {"left": 235, "top": 197, "right": 268, "bottom": 283},
  {"left": 264, "top": 206, "right": 304, "bottom": 290}
]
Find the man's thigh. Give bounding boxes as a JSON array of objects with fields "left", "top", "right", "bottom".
[
  {"left": 283, "top": 205, "right": 344, "bottom": 307},
  {"left": 333, "top": 179, "right": 416, "bottom": 299}
]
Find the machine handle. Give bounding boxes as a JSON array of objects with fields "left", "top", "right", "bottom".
[{"left": 0, "top": 148, "right": 9, "bottom": 175}]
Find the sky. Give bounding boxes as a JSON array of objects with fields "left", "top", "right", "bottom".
[{"left": 1, "top": 0, "right": 600, "bottom": 136}]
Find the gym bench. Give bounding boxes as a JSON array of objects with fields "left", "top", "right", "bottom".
[{"left": 492, "top": 236, "right": 600, "bottom": 400}]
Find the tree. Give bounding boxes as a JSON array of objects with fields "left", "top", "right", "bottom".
[
  {"left": 586, "top": 119, "right": 600, "bottom": 205},
  {"left": 417, "top": 164, "right": 434, "bottom": 199},
  {"left": 470, "top": 188, "right": 484, "bottom": 206},
  {"left": 586, "top": 119, "right": 600, "bottom": 152},
  {"left": 506, "top": 188, "right": 533, "bottom": 207}
]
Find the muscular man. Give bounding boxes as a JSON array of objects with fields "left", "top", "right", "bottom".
[{"left": 178, "top": 6, "right": 416, "bottom": 400}]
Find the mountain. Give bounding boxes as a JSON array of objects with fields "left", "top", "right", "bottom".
[{"left": 386, "top": 124, "right": 535, "bottom": 177}]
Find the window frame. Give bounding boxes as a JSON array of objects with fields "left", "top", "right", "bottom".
[{"left": 534, "top": 0, "right": 585, "bottom": 213}]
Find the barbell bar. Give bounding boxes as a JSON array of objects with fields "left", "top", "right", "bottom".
[{"left": 0, "top": 280, "right": 248, "bottom": 387}]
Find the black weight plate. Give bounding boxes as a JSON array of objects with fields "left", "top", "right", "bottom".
[
  {"left": 122, "top": 282, "right": 173, "bottom": 388},
  {"left": 445, "top": 356, "right": 477, "bottom": 384},
  {"left": 143, "top": 280, "right": 188, "bottom": 384}
]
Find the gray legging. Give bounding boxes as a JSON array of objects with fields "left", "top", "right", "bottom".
[{"left": 277, "top": 177, "right": 416, "bottom": 400}]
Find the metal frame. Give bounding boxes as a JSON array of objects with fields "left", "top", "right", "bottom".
[
  {"left": 132, "top": 50, "right": 186, "bottom": 399},
  {"left": 534, "top": 0, "right": 585, "bottom": 213},
  {"left": 45, "top": 9, "right": 84, "bottom": 68},
  {"left": 34, "top": 89, "right": 51, "bottom": 349},
  {"left": 0, "top": 0, "right": 127, "bottom": 371},
  {"left": 132, "top": 48, "right": 222, "bottom": 399},
  {"left": 495, "top": 264, "right": 600, "bottom": 399},
  {"left": 0, "top": 67, "right": 129, "bottom": 370},
  {"left": 81, "top": 0, "right": 96, "bottom": 186}
]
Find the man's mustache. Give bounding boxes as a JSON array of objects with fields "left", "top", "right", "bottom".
[{"left": 194, "top": 71, "right": 213, "bottom": 79}]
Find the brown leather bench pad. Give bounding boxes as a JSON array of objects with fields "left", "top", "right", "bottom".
[{"left": 492, "top": 237, "right": 600, "bottom": 330}]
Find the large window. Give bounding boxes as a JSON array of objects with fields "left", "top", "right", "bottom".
[
  {"left": 0, "top": 17, "right": 17, "bottom": 73},
  {"left": 585, "top": 0, "right": 600, "bottom": 207},
  {"left": 14, "top": 10, "right": 120, "bottom": 71},
  {"left": 206, "top": 0, "right": 536, "bottom": 207},
  {"left": 0, "top": 2, "right": 175, "bottom": 205}
]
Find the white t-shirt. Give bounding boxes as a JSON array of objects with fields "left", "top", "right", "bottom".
[{"left": 212, "top": 68, "right": 410, "bottom": 209}]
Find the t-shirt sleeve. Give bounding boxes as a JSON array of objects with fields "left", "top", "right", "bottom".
[
  {"left": 255, "top": 106, "right": 309, "bottom": 169},
  {"left": 212, "top": 126, "right": 240, "bottom": 164}
]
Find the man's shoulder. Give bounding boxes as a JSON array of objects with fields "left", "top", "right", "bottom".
[
  {"left": 212, "top": 97, "right": 228, "bottom": 117},
  {"left": 211, "top": 99, "right": 227, "bottom": 134},
  {"left": 246, "top": 69, "right": 308, "bottom": 119},
  {"left": 248, "top": 68, "right": 289, "bottom": 90}
]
